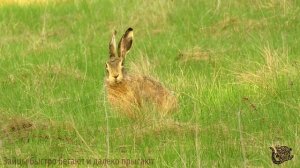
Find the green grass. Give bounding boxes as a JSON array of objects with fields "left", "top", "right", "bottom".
[{"left": 0, "top": 0, "right": 299, "bottom": 167}]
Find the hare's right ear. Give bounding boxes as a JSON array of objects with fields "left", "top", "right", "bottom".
[
  {"left": 118, "top": 28, "right": 133, "bottom": 59},
  {"left": 109, "top": 30, "right": 117, "bottom": 58}
]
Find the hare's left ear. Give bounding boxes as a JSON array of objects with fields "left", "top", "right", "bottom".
[
  {"left": 109, "top": 30, "right": 117, "bottom": 58},
  {"left": 118, "top": 28, "right": 133, "bottom": 59}
]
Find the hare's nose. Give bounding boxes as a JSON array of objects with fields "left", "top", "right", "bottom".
[{"left": 113, "top": 74, "right": 119, "bottom": 79}]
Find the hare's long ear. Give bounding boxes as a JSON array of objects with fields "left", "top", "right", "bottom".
[
  {"left": 118, "top": 28, "right": 133, "bottom": 59},
  {"left": 109, "top": 30, "right": 117, "bottom": 58}
]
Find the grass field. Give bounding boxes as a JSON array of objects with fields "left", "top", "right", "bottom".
[{"left": 0, "top": 0, "right": 299, "bottom": 167}]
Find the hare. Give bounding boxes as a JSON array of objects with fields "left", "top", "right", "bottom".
[{"left": 105, "top": 28, "right": 178, "bottom": 117}]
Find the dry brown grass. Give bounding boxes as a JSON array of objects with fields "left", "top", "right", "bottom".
[
  {"left": 112, "top": 117, "right": 199, "bottom": 144},
  {"left": 177, "top": 47, "right": 211, "bottom": 62},
  {"left": 129, "top": 55, "right": 156, "bottom": 78},
  {"left": 1, "top": 64, "right": 85, "bottom": 107},
  {"left": 36, "top": 64, "right": 85, "bottom": 80},
  {"left": 253, "top": 0, "right": 294, "bottom": 12},
  {"left": 3, "top": 64, "right": 85, "bottom": 86},
  {"left": 109, "top": 1, "right": 174, "bottom": 35},
  {"left": 235, "top": 46, "right": 299, "bottom": 90},
  {"left": 201, "top": 16, "right": 268, "bottom": 38},
  {"left": 215, "top": 0, "right": 296, "bottom": 14},
  {"left": 0, "top": 0, "right": 68, "bottom": 6},
  {"left": 129, "top": 1, "right": 173, "bottom": 31}
]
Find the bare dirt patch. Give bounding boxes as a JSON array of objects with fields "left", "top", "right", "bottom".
[{"left": 0, "top": 114, "right": 75, "bottom": 144}]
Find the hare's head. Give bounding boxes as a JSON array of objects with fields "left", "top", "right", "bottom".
[{"left": 106, "top": 28, "right": 133, "bottom": 85}]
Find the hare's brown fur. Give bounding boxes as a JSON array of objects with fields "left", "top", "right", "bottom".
[{"left": 105, "top": 28, "right": 177, "bottom": 117}]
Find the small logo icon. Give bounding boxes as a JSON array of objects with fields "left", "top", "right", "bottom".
[{"left": 269, "top": 146, "right": 294, "bottom": 165}]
